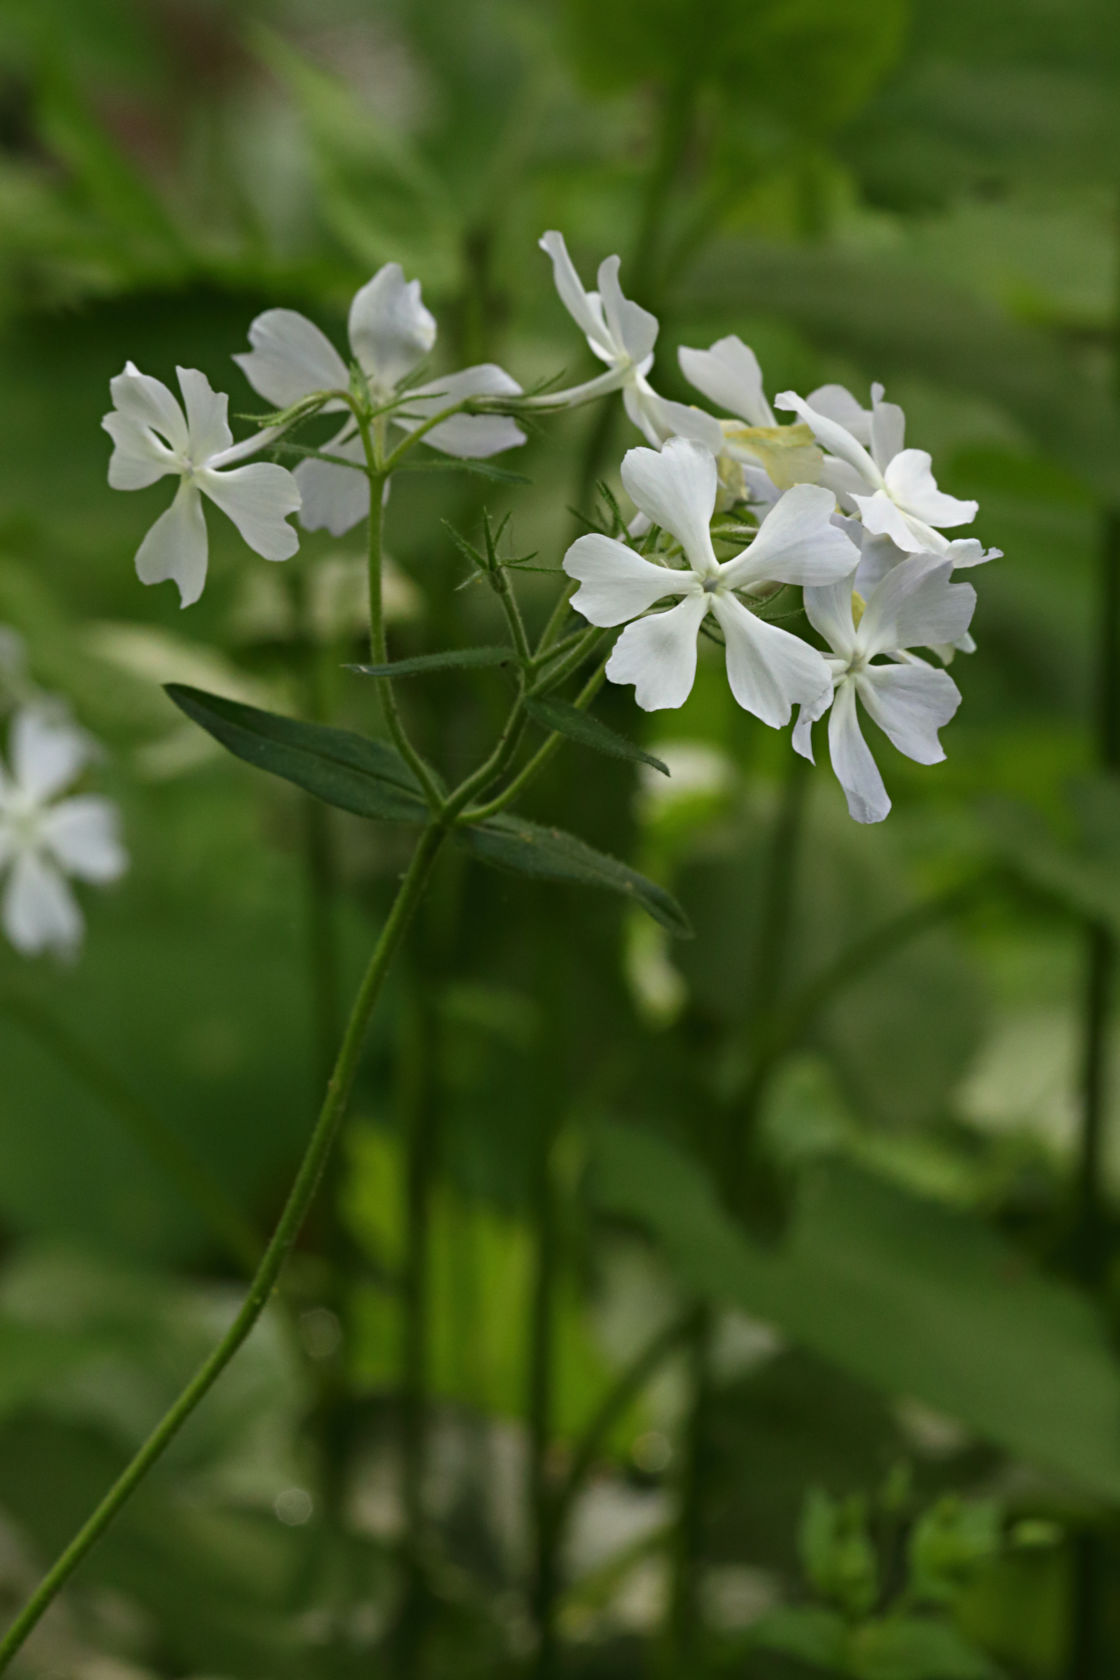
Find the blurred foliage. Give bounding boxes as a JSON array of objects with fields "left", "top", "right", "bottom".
[{"left": 0, "top": 0, "right": 1119, "bottom": 1677}]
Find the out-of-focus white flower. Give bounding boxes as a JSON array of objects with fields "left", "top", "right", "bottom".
[
  {"left": 563, "top": 437, "right": 857, "bottom": 723},
  {"left": 775, "top": 384, "right": 992, "bottom": 561},
  {"left": 793, "top": 555, "right": 976, "bottom": 823},
  {"left": 677, "top": 336, "right": 824, "bottom": 500},
  {"left": 235, "top": 262, "right": 525, "bottom": 536},
  {"left": 0, "top": 709, "right": 127, "bottom": 957},
  {"left": 104, "top": 364, "right": 301, "bottom": 608}
]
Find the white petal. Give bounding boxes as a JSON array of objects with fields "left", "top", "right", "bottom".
[
  {"left": 2, "top": 850, "right": 82, "bottom": 957},
  {"left": 135, "top": 482, "right": 209, "bottom": 608},
  {"left": 41, "top": 796, "right": 127, "bottom": 882},
  {"left": 620, "top": 438, "right": 719, "bottom": 575},
  {"left": 102, "top": 410, "right": 175, "bottom": 490},
  {"left": 857, "top": 662, "right": 961, "bottom": 764},
  {"left": 802, "top": 577, "right": 859, "bottom": 659},
  {"left": 859, "top": 555, "right": 976, "bottom": 656},
  {"left": 596, "top": 254, "right": 658, "bottom": 366},
  {"left": 869, "top": 386, "right": 905, "bottom": 470},
  {"left": 883, "top": 449, "right": 977, "bottom": 528},
  {"left": 563, "top": 533, "right": 695, "bottom": 626},
  {"left": 852, "top": 488, "right": 927, "bottom": 552},
  {"left": 775, "top": 391, "right": 880, "bottom": 488},
  {"left": 348, "top": 263, "right": 436, "bottom": 390},
  {"left": 397, "top": 364, "right": 525, "bottom": 457},
  {"left": 294, "top": 434, "right": 370, "bottom": 536},
  {"left": 108, "top": 362, "right": 189, "bottom": 455},
  {"left": 199, "top": 462, "right": 301, "bottom": 561},
  {"left": 828, "top": 680, "right": 890, "bottom": 824},
  {"left": 721, "top": 484, "right": 857, "bottom": 590},
  {"left": 942, "top": 537, "right": 1001, "bottom": 568},
  {"left": 624, "top": 383, "right": 725, "bottom": 452},
  {"left": 804, "top": 383, "right": 871, "bottom": 445},
  {"left": 711, "top": 593, "right": 834, "bottom": 728},
  {"left": 605, "top": 594, "right": 709, "bottom": 710},
  {"left": 852, "top": 528, "right": 906, "bottom": 594},
  {"left": 233, "top": 308, "right": 350, "bottom": 408},
  {"left": 176, "top": 368, "right": 233, "bottom": 462},
  {"left": 538, "top": 231, "right": 615, "bottom": 360},
  {"left": 10, "top": 709, "right": 90, "bottom": 801},
  {"left": 678, "top": 336, "right": 774, "bottom": 426}
]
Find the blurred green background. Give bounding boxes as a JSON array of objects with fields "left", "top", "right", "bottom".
[{"left": 1, "top": 1, "right": 1120, "bottom": 1676}]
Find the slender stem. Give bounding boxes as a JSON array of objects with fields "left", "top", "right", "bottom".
[
  {"left": 529, "top": 628, "right": 610, "bottom": 698},
  {"left": 551, "top": 1310, "right": 693, "bottom": 1529},
  {"left": 0, "top": 986, "right": 259, "bottom": 1276},
  {"left": 0, "top": 822, "right": 447, "bottom": 1674},
  {"left": 535, "top": 582, "right": 578, "bottom": 661},
  {"left": 528, "top": 1100, "right": 561, "bottom": 1680},
  {"left": 459, "top": 661, "right": 609, "bottom": 824},
  {"left": 665, "top": 1303, "right": 712, "bottom": 1674},
  {"left": 354, "top": 419, "right": 444, "bottom": 811},
  {"left": 394, "top": 973, "right": 439, "bottom": 1680}
]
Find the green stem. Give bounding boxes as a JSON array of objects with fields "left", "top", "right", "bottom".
[
  {"left": 0, "top": 987, "right": 259, "bottom": 1276},
  {"left": 529, "top": 1100, "right": 561, "bottom": 1680},
  {"left": 665, "top": 1303, "right": 713, "bottom": 1675},
  {"left": 0, "top": 822, "right": 447, "bottom": 1674},
  {"left": 459, "top": 661, "right": 609, "bottom": 825}
]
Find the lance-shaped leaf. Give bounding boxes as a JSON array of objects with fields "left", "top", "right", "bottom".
[
  {"left": 166, "top": 685, "right": 430, "bottom": 820},
  {"left": 459, "top": 814, "right": 691, "bottom": 937},
  {"left": 349, "top": 646, "right": 518, "bottom": 679},
  {"left": 525, "top": 696, "right": 670, "bottom": 776}
]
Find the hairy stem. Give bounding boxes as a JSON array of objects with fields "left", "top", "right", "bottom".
[{"left": 0, "top": 822, "right": 447, "bottom": 1673}]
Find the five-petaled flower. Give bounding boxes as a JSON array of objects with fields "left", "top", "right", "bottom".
[
  {"left": 792, "top": 555, "right": 977, "bottom": 823},
  {"left": 776, "top": 383, "right": 985, "bottom": 560},
  {"left": 0, "top": 708, "right": 127, "bottom": 957},
  {"left": 103, "top": 363, "right": 302, "bottom": 608},
  {"left": 563, "top": 437, "right": 858, "bottom": 722},
  {"left": 235, "top": 262, "right": 525, "bottom": 537}
]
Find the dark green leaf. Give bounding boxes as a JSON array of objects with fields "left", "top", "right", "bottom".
[
  {"left": 165, "top": 685, "right": 429, "bottom": 821},
  {"left": 525, "top": 696, "right": 670, "bottom": 776},
  {"left": 459, "top": 815, "right": 692, "bottom": 937},
  {"left": 348, "top": 646, "right": 518, "bottom": 679},
  {"left": 748, "top": 1605, "right": 847, "bottom": 1666},
  {"left": 594, "top": 1128, "right": 1120, "bottom": 1498},
  {"left": 851, "top": 1616, "right": 1001, "bottom": 1679}
]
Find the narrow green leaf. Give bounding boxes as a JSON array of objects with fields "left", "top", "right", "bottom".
[
  {"left": 165, "top": 685, "right": 429, "bottom": 821},
  {"left": 348, "top": 646, "right": 518, "bottom": 679},
  {"left": 395, "top": 457, "right": 532, "bottom": 485},
  {"left": 459, "top": 815, "right": 692, "bottom": 937},
  {"left": 525, "top": 696, "right": 670, "bottom": 776}
]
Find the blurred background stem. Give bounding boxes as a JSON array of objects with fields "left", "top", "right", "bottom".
[
  {"left": 528, "top": 1095, "right": 562, "bottom": 1680},
  {"left": 1066, "top": 190, "right": 1120, "bottom": 1680}
]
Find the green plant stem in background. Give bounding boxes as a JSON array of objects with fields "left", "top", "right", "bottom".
[
  {"left": 665, "top": 1301, "right": 713, "bottom": 1676},
  {"left": 0, "top": 821, "right": 448, "bottom": 1675},
  {"left": 393, "top": 974, "right": 440, "bottom": 1680},
  {"left": 0, "top": 986, "right": 259, "bottom": 1276},
  {"left": 528, "top": 1098, "right": 562, "bottom": 1680}
]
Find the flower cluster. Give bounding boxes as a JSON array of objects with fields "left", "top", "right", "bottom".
[{"left": 103, "top": 231, "right": 997, "bottom": 824}]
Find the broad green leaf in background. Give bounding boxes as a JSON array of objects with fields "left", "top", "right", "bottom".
[
  {"left": 594, "top": 1126, "right": 1120, "bottom": 1499},
  {"left": 165, "top": 684, "right": 431, "bottom": 821},
  {"left": 459, "top": 813, "right": 692, "bottom": 937}
]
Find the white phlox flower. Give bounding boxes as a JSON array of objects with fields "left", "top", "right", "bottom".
[
  {"left": 104, "top": 364, "right": 302, "bottom": 608},
  {"left": 775, "top": 383, "right": 993, "bottom": 562},
  {"left": 677, "top": 335, "right": 825, "bottom": 501},
  {"left": 562, "top": 437, "right": 859, "bottom": 723},
  {"left": 0, "top": 708, "right": 127, "bottom": 957},
  {"left": 235, "top": 262, "right": 525, "bottom": 537},
  {"left": 792, "top": 554, "right": 977, "bottom": 824},
  {"left": 535, "top": 232, "right": 670, "bottom": 432},
  {"left": 838, "top": 515, "right": 980, "bottom": 662}
]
